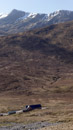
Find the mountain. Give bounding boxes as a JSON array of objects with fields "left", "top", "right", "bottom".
[
  {"left": 0, "top": 9, "right": 73, "bottom": 35},
  {"left": 0, "top": 20, "right": 73, "bottom": 99}
]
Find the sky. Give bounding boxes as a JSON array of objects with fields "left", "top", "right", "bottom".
[{"left": 0, "top": 0, "right": 73, "bottom": 14}]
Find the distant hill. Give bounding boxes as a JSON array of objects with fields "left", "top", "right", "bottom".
[
  {"left": 0, "top": 20, "right": 73, "bottom": 99},
  {"left": 0, "top": 9, "right": 73, "bottom": 35}
]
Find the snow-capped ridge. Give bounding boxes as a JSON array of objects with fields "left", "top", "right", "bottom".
[
  {"left": 49, "top": 11, "right": 60, "bottom": 18},
  {"left": 16, "top": 9, "right": 73, "bottom": 24},
  {"left": 28, "top": 13, "right": 37, "bottom": 18},
  {"left": 0, "top": 9, "right": 73, "bottom": 35},
  {"left": 18, "top": 12, "right": 38, "bottom": 21}
]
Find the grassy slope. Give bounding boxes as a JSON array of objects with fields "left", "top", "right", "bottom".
[
  {"left": 0, "top": 21, "right": 73, "bottom": 126},
  {"left": 0, "top": 21, "right": 73, "bottom": 97}
]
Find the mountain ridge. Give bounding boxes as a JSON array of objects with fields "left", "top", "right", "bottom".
[{"left": 0, "top": 9, "right": 73, "bottom": 35}]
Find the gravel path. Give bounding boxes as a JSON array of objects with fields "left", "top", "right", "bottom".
[
  {"left": 0, "top": 122, "right": 60, "bottom": 130},
  {"left": 38, "top": 122, "right": 73, "bottom": 130}
]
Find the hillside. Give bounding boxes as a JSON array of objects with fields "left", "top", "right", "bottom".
[{"left": 0, "top": 20, "right": 73, "bottom": 100}]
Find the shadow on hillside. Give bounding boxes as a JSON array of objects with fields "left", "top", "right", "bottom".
[
  {"left": 1, "top": 35, "right": 73, "bottom": 64},
  {"left": 19, "top": 36, "right": 73, "bottom": 64}
]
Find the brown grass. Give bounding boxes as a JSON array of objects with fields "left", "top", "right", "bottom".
[
  {"left": 0, "top": 21, "right": 73, "bottom": 129},
  {"left": 0, "top": 94, "right": 73, "bottom": 126}
]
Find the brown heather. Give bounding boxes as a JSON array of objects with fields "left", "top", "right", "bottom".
[{"left": 0, "top": 21, "right": 73, "bottom": 129}]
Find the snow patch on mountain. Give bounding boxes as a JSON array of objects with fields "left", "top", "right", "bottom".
[
  {"left": 18, "top": 13, "right": 30, "bottom": 20},
  {"left": 49, "top": 11, "right": 60, "bottom": 18},
  {"left": 19, "top": 13, "right": 38, "bottom": 20},
  {"left": 28, "top": 13, "right": 37, "bottom": 18},
  {"left": 41, "top": 11, "right": 60, "bottom": 22},
  {"left": 0, "top": 13, "right": 8, "bottom": 19}
]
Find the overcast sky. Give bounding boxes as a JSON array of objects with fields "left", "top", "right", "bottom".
[{"left": 0, "top": 0, "right": 73, "bottom": 14}]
